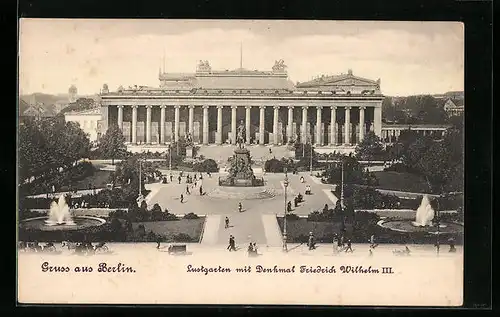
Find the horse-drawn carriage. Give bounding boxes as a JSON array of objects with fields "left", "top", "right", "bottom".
[
  {"left": 18, "top": 241, "right": 56, "bottom": 253},
  {"left": 62, "top": 241, "right": 109, "bottom": 255}
]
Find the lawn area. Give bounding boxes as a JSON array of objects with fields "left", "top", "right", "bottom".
[
  {"left": 57, "top": 170, "right": 112, "bottom": 192},
  {"left": 132, "top": 218, "right": 205, "bottom": 242},
  {"left": 277, "top": 217, "right": 344, "bottom": 243},
  {"left": 372, "top": 171, "right": 431, "bottom": 193},
  {"left": 276, "top": 217, "right": 463, "bottom": 245}
]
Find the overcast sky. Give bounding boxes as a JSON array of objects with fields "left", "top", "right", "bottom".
[{"left": 19, "top": 19, "right": 464, "bottom": 96}]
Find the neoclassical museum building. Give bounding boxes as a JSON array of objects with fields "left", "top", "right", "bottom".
[{"left": 98, "top": 60, "right": 447, "bottom": 151}]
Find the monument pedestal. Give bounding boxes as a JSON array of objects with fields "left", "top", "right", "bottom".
[{"left": 219, "top": 146, "right": 264, "bottom": 187}]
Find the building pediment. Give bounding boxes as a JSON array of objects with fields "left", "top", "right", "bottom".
[
  {"left": 323, "top": 76, "right": 377, "bottom": 87},
  {"left": 297, "top": 71, "right": 379, "bottom": 90}
]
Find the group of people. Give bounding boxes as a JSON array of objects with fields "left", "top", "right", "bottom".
[
  {"left": 333, "top": 234, "right": 353, "bottom": 253},
  {"left": 18, "top": 241, "right": 108, "bottom": 255},
  {"left": 247, "top": 242, "right": 260, "bottom": 256},
  {"left": 178, "top": 172, "right": 205, "bottom": 203},
  {"left": 291, "top": 193, "right": 304, "bottom": 210}
]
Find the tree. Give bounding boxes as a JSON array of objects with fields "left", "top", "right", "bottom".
[
  {"left": 98, "top": 124, "right": 127, "bottom": 165},
  {"left": 19, "top": 118, "right": 91, "bottom": 183},
  {"left": 114, "top": 154, "right": 160, "bottom": 199},
  {"left": 322, "top": 156, "right": 364, "bottom": 185},
  {"left": 355, "top": 131, "right": 384, "bottom": 161},
  {"left": 417, "top": 128, "right": 463, "bottom": 193}
]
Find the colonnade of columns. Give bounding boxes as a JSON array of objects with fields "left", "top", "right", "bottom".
[
  {"left": 112, "top": 104, "right": 381, "bottom": 146},
  {"left": 381, "top": 129, "right": 446, "bottom": 143}
]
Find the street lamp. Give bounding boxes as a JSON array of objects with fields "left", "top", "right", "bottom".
[
  {"left": 168, "top": 143, "right": 172, "bottom": 175},
  {"left": 340, "top": 159, "right": 344, "bottom": 207},
  {"left": 283, "top": 168, "right": 289, "bottom": 252},
  {"left": 138, "top": 154, "right": 143, "bottom": 197},
  {"left": 436, "top": 194, "right": 442, "bottom": 255},
  {"left": 309, "top": 138, "right": 313, "bottom": 176}
]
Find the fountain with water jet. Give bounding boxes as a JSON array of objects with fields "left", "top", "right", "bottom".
[
  {"left": 19, "top": 195, "right": 106, "bottom": 241},
  {"left": 377, "top": 195, "right": 463, "bottom": 234},
  {"left": 411, "top": 194, "right": 435, "bottom": 227},
  {"left": 45, "top": 194, "right": 76, "bottom": 226}
]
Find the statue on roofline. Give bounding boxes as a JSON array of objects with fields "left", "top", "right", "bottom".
[
  {"left": 272, "top": 59, "right": 287, "bottom": 72},
  {"left": 197, "top": 60, "right": 211, "bottom": 72}
]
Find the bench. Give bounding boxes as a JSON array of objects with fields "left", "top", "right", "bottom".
[{"left": 168, "top": 244, "right": 187, "bottom": 254}]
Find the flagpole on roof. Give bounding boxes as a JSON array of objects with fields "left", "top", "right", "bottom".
[{"left": 240, "top": 42, "right": 243, "bottom": 69}]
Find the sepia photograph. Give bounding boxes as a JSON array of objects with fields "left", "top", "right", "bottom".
[{"left": 17, "top": 19, "right": 464, "bottom": 305}]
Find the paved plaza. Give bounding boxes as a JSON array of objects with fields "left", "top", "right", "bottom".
[{"left": 145, "top": 172, "right": 336, "bottom": 246}]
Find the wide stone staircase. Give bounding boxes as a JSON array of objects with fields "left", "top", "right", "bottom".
[
  {"left": 198, "top": 145, "right": 294, "bottom": 163},
  {"left": 206, "top": 186, "right": 277, "bottom": 200}
]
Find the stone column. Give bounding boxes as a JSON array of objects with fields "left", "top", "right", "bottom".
[
  {"left": 160, "top": 105, "right": 166, "bottom": 144},
  {"left": 301, "top": 106, "right": 308, "bottom": 144},
  {"left": 259, "top": 106, "right": 265, "bottom": 145},
  {"left": 330, "top": 106, "right": 337, "bottom": 145},
  {"left": 145, "top": 105, "right": 152, "bottom": 144},
  {"left": 316, "top": 106, "right": 322, "bottom": 145},
  {"left": 287, "top": 106, "right": 293, "bottom": 143},
  {"left": 273, "top": 106, "right": 279, "bottom": 145},
  {"left": 117, "top": 105, "right": 124, "bottom": 131},
  {"left": 188, "top": 105, "right": 194, "bottom": 138},
  {"left": 174, "top": 105, "right": 180, "bottom": 142},
  {"left": 202, "top": 106, "right": 209, "bottom": 145},
  {"left": 216, "top": 105, "right": 223, "bottom": 145},
  {"left": 245, "top": 106, "right": 251, "bottom": 144},
  {"left": 359, "top": 106, "right": 366, "bottom": 142},
  {"left": 231, "top": 106, "right": 237, "bottom": 145},
  {"left": 373, "top": 106, "right": 382, "bottom": 138},
  {"left": 344, "top": 106, "right": 351, "bottom": 145},
  {"left": 131, "top": 105, "right": 138, "bottom": 144}
]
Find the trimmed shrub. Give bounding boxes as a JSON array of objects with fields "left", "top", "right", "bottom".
[
  {"left": 193, "top": 159, "right": 219, "bottom": 173},
  {"left": 264, "top": 158, "right": 284, "bottom": 173},
  {"left": 173, "top": 233, "right": 194, "bottom": 242},
  {"left": 285, "top": 213, "right": 300, "bottom": 221}
]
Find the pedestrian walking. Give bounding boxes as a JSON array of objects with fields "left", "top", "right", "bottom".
[
  {"left": 345, "top": 239, "right": 353, "bottom": 253},
  {"left": 186, "top": 185, "right": 190, "bottom": 194},
  {"left": 180, "top": 193, "right": 184, "bottom": 203},
  {"left": 308, "top": 232, "right": 316, "bottom": 250},
  {"left": 199, "top": 186, "right": 203, "bottom": 196},
  {"left": 238, "top": 202, "right": 243, "bottom": 212},
  {"left": 170, "top": 174, "right": 173, "bottom": 182},
  {"left": 448, "top": 238, "right": 456, "bottom": 253},
  {"left": 227, "top": 235, "right": 236, "bottom": 251},
  {"left": 370, "top": 235, "right": 378, "bottom": 249},
  {"left": 178, "top": 176, "right": 181, "bottom": 184},
  {"left": 225, "top": 216, "right": 229, "bottom": 229}
]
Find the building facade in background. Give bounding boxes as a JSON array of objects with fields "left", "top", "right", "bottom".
[
  {"left": 64, "top": 108, "right": 101, "bottom": 142},
  {"left": 443, "top": 98, "right": 464, "bottom": 116}
]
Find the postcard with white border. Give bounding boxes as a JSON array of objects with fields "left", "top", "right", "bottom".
[{"left": 17, "top": 19, "right": 464, "bottom": 306}]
